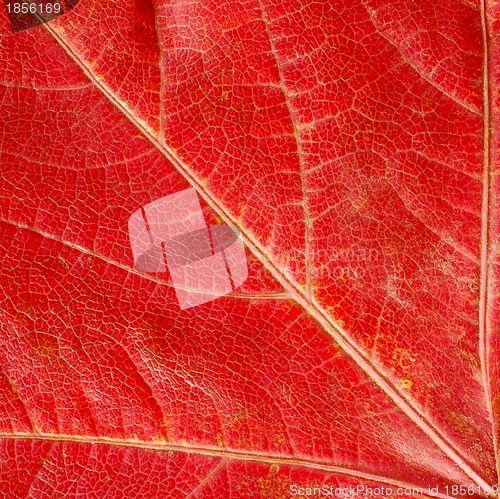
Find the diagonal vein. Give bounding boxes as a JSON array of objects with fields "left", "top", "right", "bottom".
[
  {"left": 38, "top": 20, "right": 492, "bottom": 489},
  {"left": 0, "top": 433, "right": 463, "bottom": 499},
  {"left": 185, "top": 459, "right": 226, "bottom": 499},
  {"left": 0, "top": 217, "right": 286, "bottom": 300},
  {"left": 360, "top": 0, "right": 482, "bottom": 116}
]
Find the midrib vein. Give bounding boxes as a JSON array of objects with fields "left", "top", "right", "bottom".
[
  {"left": 0, "top": 433, "right": 461, "bottom": 499},
  {"left": 478, "top": 0, "right": 498, "bottom": 471},
  {"left": 39, "top": 21, "right": 490, "bottom": 489}
]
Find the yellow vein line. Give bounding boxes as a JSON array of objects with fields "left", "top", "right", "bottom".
[
  {"left": 0, "top": 217, "right": 286, "bottom": 301},
  {"left": 360, "top": 0, "right": 481, "bottom": 116},
  {"left": 153, "top": 0, "right": 164, "bottom": 142},
  {"left": 0, "top": 433, "right": 462, "bottom": 499},
  {"left": 185, "top": 459, "right": 226, "bottom": 499},
  {"left": 257, "top": 0, "right": 312, "bottom": 297},
  {"left": 478, "top": 0, "right": 498, "bottom": 471}
]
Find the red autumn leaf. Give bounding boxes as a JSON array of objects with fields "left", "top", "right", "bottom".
[{"left": 0, "top": 0, "right": 498, "bottom": 496}]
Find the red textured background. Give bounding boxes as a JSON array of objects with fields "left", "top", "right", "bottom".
[{"left": 0, "top": 0, "right": 498, "bottom": 496}]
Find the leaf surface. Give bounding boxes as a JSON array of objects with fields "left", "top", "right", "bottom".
[{"left": 0, "top": 0, "right": 498, "bottom": 496}]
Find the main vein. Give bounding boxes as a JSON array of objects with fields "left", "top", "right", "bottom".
[{"left": 38, "top": 18, "right": 491, "bottom": 489}]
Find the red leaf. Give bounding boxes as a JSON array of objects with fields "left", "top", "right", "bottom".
[{"left": 0, "top": 0, "right": 498, "bottom": 495}]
